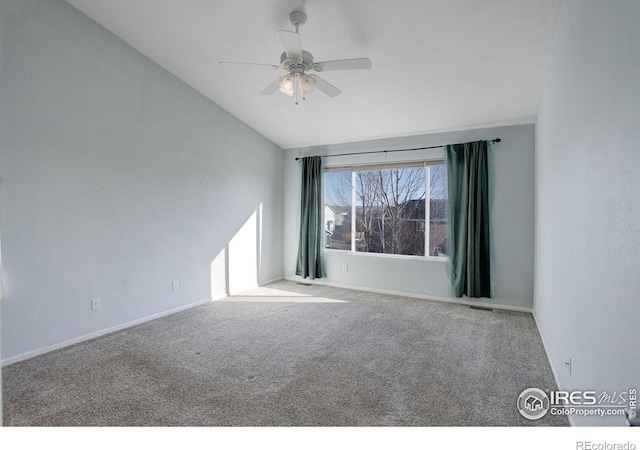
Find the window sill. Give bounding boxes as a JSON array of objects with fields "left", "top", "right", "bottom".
[{"left": 324, "top": 248, "right": 448, "bottom": 263}]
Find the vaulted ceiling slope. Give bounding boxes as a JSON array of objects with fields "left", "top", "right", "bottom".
[{"left": 65, "top": 0, "right": 559, "bottom": 149}]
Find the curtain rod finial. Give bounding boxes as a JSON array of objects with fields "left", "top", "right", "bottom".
[{"left": 494, "top": 138, "right": 501, "bottom": 143}]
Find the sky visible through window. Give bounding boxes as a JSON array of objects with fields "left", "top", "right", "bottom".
[{"left": 325, "top": 165, "right": 447, "bottom": 204}]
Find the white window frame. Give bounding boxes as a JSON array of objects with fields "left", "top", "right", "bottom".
[{"left": 324, "top": 159, "right": 447, "bottom": 260}]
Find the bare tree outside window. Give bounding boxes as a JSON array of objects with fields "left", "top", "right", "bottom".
[
  {"left": 355, "top": 171, "right": 381, "bottom": 252},
  {"left": 364, "top": 168, "right": 425, "bottom": 255}
]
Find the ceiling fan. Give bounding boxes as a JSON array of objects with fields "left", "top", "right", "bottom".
[{"left": 220, "top": 11, "right": 372, "bottom": 104}]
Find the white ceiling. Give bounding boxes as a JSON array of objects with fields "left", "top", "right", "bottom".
[{"left": 65, "top": 0, "right": 559, "bottom": 149}]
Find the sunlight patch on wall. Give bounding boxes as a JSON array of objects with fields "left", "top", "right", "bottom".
[
  {"left": 210, "top": 208, "right": 264, "bottom": 300},
  {"left": 229, "top": 211, "right": 258, "bottom": 295},
  {"left": 210, "top": 248, "right": 227, "bottom": 300}
]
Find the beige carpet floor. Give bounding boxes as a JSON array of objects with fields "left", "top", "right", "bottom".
[{"left": 2, "top": 280, "right": 568, "bottom": 426}]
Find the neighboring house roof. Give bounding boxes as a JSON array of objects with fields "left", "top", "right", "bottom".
[
  {"left": 329, "top": 205, "right": 350, "bottom": 216},
  {"left": 400, "top": 199, "right": 448, "bottom": 222}
]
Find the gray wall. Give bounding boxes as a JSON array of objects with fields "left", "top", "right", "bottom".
[
  {"left": 0, "top": 0, "right": 283, "bottom": 363},
  {"left": 284, "top": 124, "right": 536, "bottom": 310},
  {"left": 535, "top": 0, "right": 640, "bottom": 425}
]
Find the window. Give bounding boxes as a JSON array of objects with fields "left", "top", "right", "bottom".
[
  {"left": 324, "top": 171, "right": 352, "bottom": 250},
  {"left": 324, "top": 162, "right": 448, "bottom": 257}
]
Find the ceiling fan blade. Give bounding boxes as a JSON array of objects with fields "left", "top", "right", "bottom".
[
  {"left": 220, "top": 62, "right": 282, "bottom": 70},
  {"left": 312, "top": 58, "right": 372, "bottom": 72},
  {"left": 310, "top": 75, "right": 342, "bottom": 97},
  {"left": 279, "top": 30, "right": 303, "bottom": 61},
  {"left": 259, "top": 78, "right": 281, "bottom": 95}
]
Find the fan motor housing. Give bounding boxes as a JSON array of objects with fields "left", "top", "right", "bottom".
[
  {"left": 281, "top": 50, "right": 313, "bottom": 73},
  {"left": 290, "top": 11, "right": 307, "bottom": 27}
]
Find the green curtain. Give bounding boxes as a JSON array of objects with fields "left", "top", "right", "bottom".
[
  {"left": 444, "top": 140, "right": 492, "bottom": 298},
  {"left": 295, "top": 156, "right": 326, "bottom": 279}
]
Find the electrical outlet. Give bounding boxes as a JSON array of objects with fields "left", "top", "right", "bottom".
[
  {"left": 172, "top": 281, "right": 180, "bottom": 291},
  {"left": 91, "top": 298, "right": 101, "bottom": 311},
  {"left": 342, "top": 264, "right": 348, "bottom": 272}
]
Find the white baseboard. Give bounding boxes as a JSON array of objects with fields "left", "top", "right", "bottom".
[
  {"left": 282, "top": 276, "right": 533, "bottom": 313},
  {"left": 2, "top": 297, "right": 213, "bottom": 367},
  {"left": 532, "top": 310, "right": 575, "bottom": 427}
]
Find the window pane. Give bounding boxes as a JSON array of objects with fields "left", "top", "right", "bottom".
[
  {"left": 355, "top": 168, "right": 426, "bottom": 256},
  {"left": 429, "top": 165, "right": 448, "bottom": 257},
  {"left": 324, "top": 171, "right": 352, "bottom": 250}
]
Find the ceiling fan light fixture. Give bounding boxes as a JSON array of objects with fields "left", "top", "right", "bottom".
[
  {"left": 278, "top": 73, "right": 315, "bottom": 102},
  {"left": 278, "top": 74, "right": 295, "bottom": 96},
  {"left": 301, "top": 74, "right": 316, "bottom": 92}
]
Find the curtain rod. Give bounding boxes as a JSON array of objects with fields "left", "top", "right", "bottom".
[{"left": 294, "top": 138, "right": 501, "bottom": 160}]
